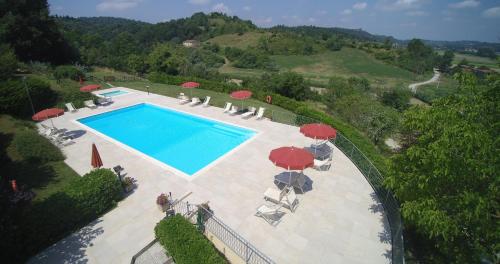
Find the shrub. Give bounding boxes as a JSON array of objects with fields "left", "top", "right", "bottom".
[
  {"left": 0, "top": 168, "right": 123, "bottom": 262},
  {"left": 0, "top": 77, "right": 58, "bottom": 117},
  {"left": 13, "top": 130, "right": 64, "bottom": 162},
  {"left": 155, "top": 215, "right": 227, "bottom": 264},
  {"left": 0, "top": 44, "right": 18, "bottom": 80},
  {"left": 53, "top": 65, "right": 83, "bottom": 81}
]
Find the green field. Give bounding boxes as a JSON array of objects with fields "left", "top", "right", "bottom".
[
  {"left": 219, "top": 47, "right": 429, "bottom": 88},
  {"left": 438, "top": 51, "right": 499, "bottom": 71},
  {"left": 206, "top": 31, "right": 269, "bottom": 49},
  {"left": 415, "top": 76, "right": 459, "bottom": 103}
]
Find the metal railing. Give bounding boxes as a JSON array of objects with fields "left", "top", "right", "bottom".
[
  {"left": 199, "top": 206, "right": 275, "bottom": 264},
  {"left": 271, "top": 110, "right": 405, "bottom": 264}
]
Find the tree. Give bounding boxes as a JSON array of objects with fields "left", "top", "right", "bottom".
[
  {"left": 325, "top": 36, "right": 343, "bottom": 51},
  {"left": 0, "top": 0, "right": 78, "bottom": 64},
  {"left": 476, "top": 47, "right": 497, "bottom": 59},
  {"left": 437, "top": 50, "right": 454, "bottom": 72},
  {"left": 0, "top": 44, "right": 18, "bottom": 80},
  {"left": 381, "top": 87, "right": 411, "bottom": 111},
  {"left": 384, "top": 73, "right": 499, "bottom": 263},
  {"left": 127, "top": 54, "right": 147, "bottom": 74},
  {"left": 147, "top": 43, "right": 184, "bottom": 75}
]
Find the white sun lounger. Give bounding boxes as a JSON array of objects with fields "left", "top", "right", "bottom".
[
  {"left": 65, "top": 103, "right": 77, "bottom": 112},
  {"left": 179, "top": 95, "right": 190, "bottom": 104},
  {"left": 223, "top": 102, "right": 232, "bottom": 113},
  {"left": 188, "top": 97, "right": 201, "bottom": 106},
  {"left": 228, "top": 105, "right": 239, "bottom": 115},
  {"left": 256, "top": 107, "right": 266, "bottom": 120},
  {"left": 84, "top": 100, "right": 97, "bottom": 109},
  {"left": 241, "top": 107, "right": 256, "bottom": 119},
  {"left": 314, "top": 156, "right": 332, "bottom": 171},
  {"left": 202, "top": 96, "right": 211, "bottom": 107},
  {"left": 264, "top": 186, "right": 299, "bottom": 212},
  {"left": 255, "top": 202, "right": 285, "bottom": 226}
]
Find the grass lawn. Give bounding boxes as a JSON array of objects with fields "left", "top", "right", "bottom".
[
  {"left": 109, "top": 80, "right": 297, "bottom": 120},
  {"left": 415, "top": 75, "right": 459, "bottom": 103},
  {"left": 206, "top": 31, "right": 269, "bottom": 49},
  {"left": 438, "top": 51, "right": 499, "bottom": 71},
  {"left": 218, "top": 48, "right": 430, "bottom": 88},
  {"left": 0, "top": 115, "right": 79, "bottom": 202}
]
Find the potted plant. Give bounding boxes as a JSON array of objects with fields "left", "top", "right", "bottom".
[
  {"left": 121, "top": 176, "right": 134, "bottom": 193},
  {"left": 156, "top": 193, "right": 170, "bottom": 212}
]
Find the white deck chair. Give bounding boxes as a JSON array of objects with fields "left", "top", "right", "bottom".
[
  {"left": 84, "top": 100, "right": 97, "bottom": 109},
  {"left": 256, "top": 107, "right": 266, "bottom": 120},
  {"left": 65, "top": 103, "right": 77, "bottom": 112},
  {"left": 223, "top": 102, "right": 232, "bottom": 112},
  {"left": 255, "top": 202, "right": 285, "bottom": 226},
  {"left": 314, "top": 157, "right": 332, "bottom": 171},
  {"left": 283, "top": 188, "right": 299, "bottom": 212},
  {"left": 188, "top": 97, "right": 201, "bottom": 106},
  {"left": 202, "top": 96, "right": 211, "bottom": 107},
  {"left": 177, "top": 92, "right": 185, "bottom": 99},
  {"left": 264, "top": 186, "right": 288, "bottom": 204},
  {"left": 228, "top": 105, "right": 239, "bottom": 115},
  {"left": 241, "top": 107, "right": 256, "bottom": 119}
]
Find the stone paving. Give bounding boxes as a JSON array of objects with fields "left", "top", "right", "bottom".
[{"left": 29, "top": 87, "right": 391, "bottom": 264}]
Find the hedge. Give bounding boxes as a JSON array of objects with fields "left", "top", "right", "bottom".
[
  {"left": 53, "top": 65, "right": 83, "bottom": 81},
  {"left": 0, "top": 77, "right": 58, "bottom": 118},
  {"left": 155, "top": 214, "right": 227, "bottom": 264},
  {"left": 0, "top": 169, "right": 123, "bottom": 262},
  {"left": 13, "top": 130, "right": 65, "bottom": 162}
]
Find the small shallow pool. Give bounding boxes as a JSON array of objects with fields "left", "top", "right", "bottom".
[
  {"left": 99, "top": 90, "right": 129, "bottom": 97},
  {"left": 78, "top": 103, "right": 256, "bottom": 175}
]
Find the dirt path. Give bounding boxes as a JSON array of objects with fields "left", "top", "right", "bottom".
[{"left": 408, "top": 68, "right": 440, "bottom": 93}]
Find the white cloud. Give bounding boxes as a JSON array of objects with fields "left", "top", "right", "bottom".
[
  {"left": 212, "top": 2, "right": 231, "bottom": 14},
  {"left": 189, "top": 0, "right": 211, "bottom": 5},
  {"left": 96, "top": 0, "right": 142, "bottom": 12},
  {"left": 51, "top": 5, "right": 63, "bottom": 11},
  {"left": 353, "top": 2, "right": 368, "bottom": 10},
  {"left": 482, "top": 6, "right": 500, "bottom": 18},
  {"left": 449, "top": 0, "right": 480, "bottom": 9},
  {"left": 378, "top": 0, "right": 423, "bottom": 11},
  {"left": 256, "top": 17, "right": 273, "bottom": 25},
  {"left": 342, "top": 9, "right": 352, "bottom": 15},
  {"left": 243, "top": 5, "right": 251, "bottom": 11},
  {"left": 308, "top": 17, "right": 317, "bottom": 23},
  {"left": 400, "top": 22, "right": 417, "bottom": 27},
  {"left": 406, "top": 10, "right": 428, "bottom": 16}
]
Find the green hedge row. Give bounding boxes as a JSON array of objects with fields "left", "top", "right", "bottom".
[
  {"left": 155, "top": 214, "right": 227, "bottom": 264},
  {"left": 13, "top": 130, "right": 65, "bottom": 162},
  {"left": 148, "top": 73, "right": 388, "bottom": 172},
  {"left": 1, "top": 169, "right": 123, "bottom": 262},
  {"left": 53, "top": 65, "right": 83, "bottom": 81}
]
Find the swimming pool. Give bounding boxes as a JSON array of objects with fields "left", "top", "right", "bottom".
[
  {"left": 78, "top": 103, "right": 256, "bottom": 175},
  {"left": 99, "top": 90, "right": 129, "bottom": 97}
]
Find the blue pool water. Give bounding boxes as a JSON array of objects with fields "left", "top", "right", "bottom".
[
  {"left": 78, "top": 103, "right": 256, "bottom": 175},
  {"left": 99, "top": 90, "right": 128, "bottom": 97}
]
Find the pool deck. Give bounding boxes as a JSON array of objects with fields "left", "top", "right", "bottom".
[{"left": 29, "top": 87, "right": 391, "bottom": 264}]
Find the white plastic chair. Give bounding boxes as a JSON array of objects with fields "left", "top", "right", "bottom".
[
  {"left": 255, "top": 202, "right": 285, "bottom": 226},
  {"left": 202, "top": 96, "right": 211, "bottom": 107},
  {"left": 188, "top": 97, "right": 201, "bottom": 106},
  {"left": 256, "top": 107, "right": 266, "bottom": 119},
  {"left": 84, "top": 100, "right": 97, "bottom": 109},
  {"left": 228, "top": 105, "right": 239, "bottom": 115},
  {"left": 223, "top": 102, "right": 232, "bottom": 112},
  {"left": 241, "top": 107, "right": 256, "bottom": 119},
  {"left": 65, "top": 103, "right": 77, "bottom": 112}
]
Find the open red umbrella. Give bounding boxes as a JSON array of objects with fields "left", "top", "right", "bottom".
[
  {"left": 32, "top": 108, "right": 64, "bottom": 127},
  {"left": 80, "top": 84, "right": 101, "bottom": 92},
  {"left": 230, "top": 90, "right": 252, "bottom": 109},
  {"left": 269, "top": 146, "right": 314, "bottom": 171},
  {"left": 300, "top": 123, "right": 337, "bottom": 140},
  {"left": 181, "top": 82, "right": 199, "bottom": 97},
  {"left": 91, "top": 143, "right": 103, "bottom": 169}
]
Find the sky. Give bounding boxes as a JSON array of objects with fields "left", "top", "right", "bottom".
[{"left": 48, "top": 0, "right": 500, "bottom": 43}]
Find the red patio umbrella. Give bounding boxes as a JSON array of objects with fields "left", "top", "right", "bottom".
[
  {"left": 300, "top": 123, "right": 337, "bottom": 140},
  {"left": 269, "top": 146, "right": 314, "bottom": 171},
  {"left": 230, "top": 90, "right": 252, "bottom": 109},
  {"left": 181, "top": 82, "right": 199, "bottom": 97},
  {"left": 32, "top": 108, "right": 64, "bottom": 127},
  {"left": 91, "top": 143, "right": 103, "bottom": 169},
  {"left": 80, "top": 84, "right": 101, "bottom": 92}
]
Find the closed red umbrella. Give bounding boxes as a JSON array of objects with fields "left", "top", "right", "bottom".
[
  {"left": 230, "top": 90, "right": 252, "bottom": 109},
  {"left": 300, "top": 123, "right": 337, "bottom": 140},
  {"left": 80, "top": 84, "right": 101, "bottom": 92},
  {"left": 91, "top": 143, "right": 103, "bottom": 169},
  {"left": 181, "top": 82, "right": 199, "bottom": 97},
  {"left": 269, "top": 146, "right": 314, "bottom": 171}
]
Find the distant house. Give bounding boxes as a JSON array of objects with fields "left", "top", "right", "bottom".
[{"left": 182, "top": 39, "right": 200, "bottom": 48}]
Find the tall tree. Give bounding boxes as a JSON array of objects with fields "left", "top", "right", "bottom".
[
  {"left": 385, "top": 73, "right": 499, "bottom": 263},
  {"left": 0, "top": 0, "right": 77, "bottom": 64}
]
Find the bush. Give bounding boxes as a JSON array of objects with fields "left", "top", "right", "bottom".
[
  {"left": 13, "top": 130, "right": 64, "bottom": 162},
  {"left": 0, "top": 44, "right": 18, "bottom": 80},
  {"left": 53, "top": 65, "right": 83, "bottom": 81},
  {"left": 155, "top": 215, "right": 227, "bottom": 264},
  {"left": 0, "top": 77, "right": 58, "bottom": 117},
  {"left": 0, "top": 168, "right": 123, "bottom": 262}
]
